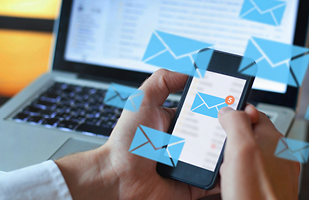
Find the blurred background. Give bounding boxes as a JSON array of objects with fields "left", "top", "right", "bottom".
[
  {"left": 0, "top": 0, "right": 61, "bottom": 98},
  {"left": 0, "top": 0, "right": 308, "bottom": 113}
]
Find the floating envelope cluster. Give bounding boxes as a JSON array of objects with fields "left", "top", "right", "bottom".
[
  {"left": 103, "top": 83, "right": 144, "bottom": 112},
  {"left": 239, "top": 37, "right": 309, "bottom": 87},
  {"left": 190, "top": 93, "right": 228, "bottom": 118},
  {"left": 239, "top": 0, "right": 287, "bottom": 26},
  {"left": 129, "top": 125, "right": 185, "bottom": 167},
  {"left": 275, "top": 137, "right": 309, "bottom": 163},
  {"left": 142, "top": 30, "right": 214, "bottom": 78}
]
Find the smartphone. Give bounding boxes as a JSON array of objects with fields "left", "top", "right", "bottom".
[{"left": 157, "top": 50, "right": 255, "bottom": 189}]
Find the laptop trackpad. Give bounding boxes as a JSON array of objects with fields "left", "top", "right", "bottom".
[{"left": 49, "top": 138, "right": 102, "bottom": 160}]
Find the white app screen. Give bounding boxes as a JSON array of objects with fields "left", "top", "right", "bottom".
[{"left": 172, "top": 71, "right": 246, "bottom": 171}]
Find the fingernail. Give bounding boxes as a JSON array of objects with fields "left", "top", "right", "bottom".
[{"left": 219, "top": 107, "right": 234, "bottom": 115}]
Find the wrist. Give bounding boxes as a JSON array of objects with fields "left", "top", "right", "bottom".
[{"left": 55, "top": 144, "right": 119, "bottom": 200}]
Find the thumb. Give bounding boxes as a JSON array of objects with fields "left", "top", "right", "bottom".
[
  {"left": 139, "top": 69, "right": 188, "bottom": 106},
  {"left": 218, "top": 107, "right": 256, "bottom": 148}
]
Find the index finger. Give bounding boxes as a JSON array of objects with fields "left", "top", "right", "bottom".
[{"left": 218, "top": 107, "right": 256, "bottom": 148}]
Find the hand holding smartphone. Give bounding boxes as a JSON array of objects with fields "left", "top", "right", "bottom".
[{"left": 157, "top": 50, "right": 255, "bottom": 189}]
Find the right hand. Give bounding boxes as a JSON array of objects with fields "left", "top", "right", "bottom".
[{"left": 218, "top": 105, "right": 300, "bottom": 200}]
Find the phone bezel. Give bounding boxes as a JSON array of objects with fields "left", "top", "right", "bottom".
[{"left": 157, "top": 50, "right": 255, "bottom": 189}]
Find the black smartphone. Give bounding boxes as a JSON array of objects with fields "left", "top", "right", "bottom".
[{"left": 157, "top": 50, "right": 255, "bottom": 189}]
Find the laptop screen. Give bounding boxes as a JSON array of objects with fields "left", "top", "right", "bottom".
[{"left": 64, "top": 0, "right": 299, "bottom": 94}]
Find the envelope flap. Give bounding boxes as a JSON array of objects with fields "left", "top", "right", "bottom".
[
  {"left": 286, "top": 138, "right": 309, "bottom": 152},
  {"left": 275, "top": 138, "right": 288, "bottom": 154},
  {"left": 128, "top": 89, "right": 144, "bottom": 100},
  {"left": 112, "top": 83, "right": 137, "bottom": 99},
  {"left": 156, "top": 30, "right": 212, "bottom": 57},
  {"left": 253, "top": 37, "right": 308, "bottom": 65},
  {"left": 168, "top": 135, "right": 185, "bottom": 144},
  {"left": 141, "top": 125, "right": 171, "bottom": 148},
  {"left": 198, "top": 92, "right": 225, "bottom": 108},
  {"left": 129, "top": 127, "right": 149, "bottom": 151},
  {"left": 142, "top": 33, "right": 166, "bottom": 61},
  {"left": 253, "top": 0, "right": 285, "bottom": 12}
]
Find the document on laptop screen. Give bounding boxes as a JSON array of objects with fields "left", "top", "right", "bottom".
[{"left": 64, "top": 0, "right": 299, "bottom": 94}]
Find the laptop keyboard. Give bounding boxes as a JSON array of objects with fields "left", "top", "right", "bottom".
[{"left": 13, "top": 82, "right": 179, "bottom": 137}]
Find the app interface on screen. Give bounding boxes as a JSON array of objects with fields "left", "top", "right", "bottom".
[
  {"left": 172, "top": 71, "right": 246, "bottom": 171},
  {"left": 65, "top": 0, "right": 299, "bottom": 94}
]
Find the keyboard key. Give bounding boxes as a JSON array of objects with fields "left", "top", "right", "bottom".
[
  {"left": 70, "top": 116, "right": 85, "bottom": 122},
  {"left": 35, "top": 99, "right": 55, "bottom": 107},
  {"left": 41, "top": 109, "right": 56, "bottom": 117},
  {"left": 57, "top": 120, "right": 79, "bottom": 130},
  {"left": 77, "top": 123, "right": 112, "bottom": 137},
  {"left": 162, "top": 100, "right": 171, "bottom": 107},
  {"left": 84, "top": 118, "right": 101, "bottom": 125},
  {"left": 12, "top": 82, "right": 181, "bottom": 139},
  {"left": 55, "top": 113, "right": 71, "bottom": 120},
  {"left": 42, "top": 118, "right": 59, "bottom": 126},
  {"left": 27, "top": 116, "right": 43, "bottom": 124},
  {"left": 23, "top": 106, "right": 42, "bottom": 116},
  {"left": 42, "top": 92, "right": 60, "bottom": 100},
  {"left": 13, "top": 113, "right": 29, "bottom": 121},
  {"left": 58, "top": 100, "right": 73, "bottom": 106},
  {"left": 171, "top": 101, "right": 179, "bottom": 107}
]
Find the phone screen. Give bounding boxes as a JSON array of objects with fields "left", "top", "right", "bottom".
[{"left": 171, "top": 71, "right": 246, "bottom": 171}]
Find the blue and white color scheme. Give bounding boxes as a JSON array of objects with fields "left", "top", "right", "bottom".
[
  {"left": 275, "top": 137, "right": 309, "bottom": 163},
  {"left": 142, "top": 30, "right": 213, "bottom": 78},
  {"left": 190, "top": 93, "right": 228, "bottom": 118},
  {"left": 239, "top": 37, "right": 309, "bottom": 87},
  {"left": 239, "top": 0, "right": 287, "bottom": 26},
  {"left": 104, "top": 83, "right": 144, "bottom": 112},
  {"left": 129, "top": 125, "right": 185, "bottom": 167}
]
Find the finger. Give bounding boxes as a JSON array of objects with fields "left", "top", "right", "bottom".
[
  {"left": 218, "top": 107, "right": 256, "bottom": 146},
  {"left": 244, "top": 104, "right": 259, "bottom": 124},
  {"left": 139, "top": 69, "right": 188, "bottom": 106}
]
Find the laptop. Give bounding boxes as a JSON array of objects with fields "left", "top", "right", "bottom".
[{"left": 0, "top": 0, "right": 308, "bottom": 172}]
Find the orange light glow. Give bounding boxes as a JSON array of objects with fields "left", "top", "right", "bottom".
[
  {"left": 0, "top": 30, "right": 53, "bottom": 97},
  {"left": 0, "top": 0, "right": 61, "bottom": 19}
]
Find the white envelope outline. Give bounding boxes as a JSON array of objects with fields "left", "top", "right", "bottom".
[
  {"left": 240, "top": 0, "right": 286, "bottom": 26},
  {"left": 250, "top": 38, "right": 290, "bottom": 68},
  {"left": 143, "top": 31, "right": 213, "bottom": 78}
]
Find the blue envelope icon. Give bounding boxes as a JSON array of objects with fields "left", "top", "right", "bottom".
[
  {"left": 129, "top": 125, "right": 185, "bottom": 167},
  {"left": 142, "top": 30, "right": 214, "bottom": 78},
  {"left": 275, "top": 137, "right": 309, "bottom": 163},
  {"left": 239, "top": 37, "right": 309, "bottom": 87},
  {"left": 103, "top": 83, "right": 144, "bottom": 112},
  {"left": 190, "top": 93, "right": 228, "bottom": 118},
  {"left": 239, "top": 0, "right": 287, "bottom": 26},
  {"left": 305, "top": 106, "right": 309, "bottom": 120}
]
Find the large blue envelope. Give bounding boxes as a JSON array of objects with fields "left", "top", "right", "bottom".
[
  {"left": 190, "top": 93, "right": 228, "bottom": 118},
  {"left": 275, "top": 137, "right": 309, "bottom": 163},
  {"left": 239, "top": 0, "right": 287, "bottom": 26},
  {"left": 142, "top": 30, "right": 214, "bottom": 78},
  {"left": 129, "top": 125, "right": 185, "bottom": 167},
  {"left": 103, "top": 83, "right": 144, "bottom": 112},
  {"left": 239, "top": 37, "right": 309, "bottom": 87},
  {"left": 305, "top": 106, "right": 309, "bottom": 120}
]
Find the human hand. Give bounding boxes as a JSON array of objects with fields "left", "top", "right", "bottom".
[
  {"left": 56, "top": 69, "right": 220, "bottom": 200},
  {"left": 218, "top": 106, "right": 300, "bottom": 200},
  {"left": 102, "top": 69, "right": 220, "bottom": 199}
]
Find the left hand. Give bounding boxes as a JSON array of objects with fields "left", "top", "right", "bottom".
[
  {"left": 104, "top": 69, "right": 220, "bottom": 199},
  {"left": 56, "top": 69, "right": 220, "bottom": 200}
]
